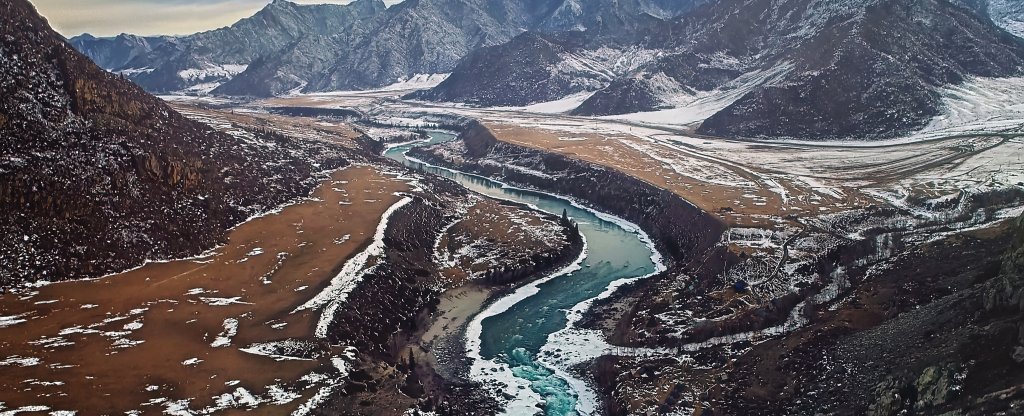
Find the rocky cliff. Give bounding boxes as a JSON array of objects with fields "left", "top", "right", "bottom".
[{"left": 0, "top": 0, "right": 350, "bottom": 289}]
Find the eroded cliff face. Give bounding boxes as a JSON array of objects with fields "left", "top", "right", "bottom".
[{"left": 987, "top": 213, "right": 1024, "bottom": 313}]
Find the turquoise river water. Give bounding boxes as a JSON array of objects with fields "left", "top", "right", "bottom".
[{"left": 384, "top": 132, "right": 657, "bottom": 415}]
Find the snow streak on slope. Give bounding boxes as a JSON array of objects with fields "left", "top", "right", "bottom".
[
  {"left": 493, "top": 92, "right": 596, "bottom": 114},
  {"left": 915, "top": 75, "right": 1024, "bottom": 139},
  {"left": 297, "top": 196, "right": 414, "bottom": 338},
  {"left": 177, "top": 64, "right": 249, "bottom": 82},
  {"left": 602, "top": 64, "right": 793, "bottom": 126},
  {"left": 554, "top": 47, "right": 662, "bottom": 89},
  {"left": 989, "top": 0, "right": 1024, "bottom": 38},
  {"left": 379, "top": 74, "right": 451, "bottom": 91}
]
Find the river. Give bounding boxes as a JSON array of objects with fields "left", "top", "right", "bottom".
[{"left": 384, "top": 131, "right": 658, "bottom": 415}]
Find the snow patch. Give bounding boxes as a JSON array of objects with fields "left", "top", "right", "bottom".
[
  {"left": 210, "top": 318, "right": 239, "bottom": 348},
  {"left": 0, "top": 313, "right": 30, "bottom": 328},
  {"left": 297, "top": 196, "right": 414, "bottom": 338}
]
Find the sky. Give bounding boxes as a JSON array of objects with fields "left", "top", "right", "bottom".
[{"left": 30, "top": 0, "right": 402, "bottom": 37}]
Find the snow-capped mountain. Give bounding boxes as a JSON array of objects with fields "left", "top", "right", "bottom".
[
  {"left": 417, "top": 0, "right": 1024, "bottom": 140},
  {"left": 71, "top": 0, "right": 387, "bottom": 94},
  {"left": 691, "top": 0, "right": 1024, "bottom": 140},
  {"left": 71, "top": 0, "right": 701, "bottom": 96},
  {"left": 408, "top": 32, "right": 665, "bottom": 106},
  {"left": 1, "top": 0, "right": 349, "bottom": 287},
  {"left": 67, "top": 33, "right": 172, "bottom": 71}
]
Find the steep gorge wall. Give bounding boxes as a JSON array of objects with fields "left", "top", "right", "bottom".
[{"left": 410, "top": 123, "right": 727, "bottom": 269}]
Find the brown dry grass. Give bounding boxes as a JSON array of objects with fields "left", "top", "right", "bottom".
[
  {"left": 0, "top": 167, "right": 409, "bottom": 414},
  {"left": 485, "top": 123, "right": 866, "bottom": 227},
  {"left": 168, "top": 103, "right": 364, "bottom": 149},
  {"left": 435, "top": 198, "right": 563, "bottom": 284}
]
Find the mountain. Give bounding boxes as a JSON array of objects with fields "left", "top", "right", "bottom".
[
  {"left": 693, "top": 0, "right": 1024, "bottom": 140},
  {"left": 0, "top": 0, "right": 349, "bottom": 288},
  {"left": 71, "top": 0, "right": 387, "bottom": 94},
  {"left": 219, "top": 0, "right": 705, "bottom": 96},
  {"left": 406, "top": 31, "right": 618, "bottom": 106},
  {"left": 405, "top": 0, "right": 711, "bottom": 106},
  {"left": 71, "top": 0, "right": 701, "bottom": 97},
  {"left": 67, "top": 33, "right": 172, "bottom": 71},
  {"left": 417, "top": 0, "right": 1024, "bottom": 141}
]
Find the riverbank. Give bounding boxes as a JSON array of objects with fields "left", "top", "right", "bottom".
[
  {"left": 417, "top": 197, "right": 588, "bottom": 383},
  {"left": 241, "top": 132, "right": 581, "bottom": 415},
  {"left": 405, "top": 123, "right": 1024, "bottom": 415},
  {"left": 399, "top": 128, "right": 685, "bottom": 415},
  {"left": 412, "top": 196, "right": 589, "bottom": 384}
]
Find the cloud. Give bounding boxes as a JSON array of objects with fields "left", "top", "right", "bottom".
[{"left": 29, "top": 0, "right": 401, "bottom": 37}]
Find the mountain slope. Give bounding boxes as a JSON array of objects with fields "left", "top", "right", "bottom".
[
  {"left": 72, "top": 0, "right": 387, "bottom": 94},
  {"left": 959, "top": 0, "right": 1024, "bottom": 38},
  {"left": 0, "top": 0, "right": 348, "bottom": 288},
  {"left": 417, "top": 0, "right": 1024, "bottom": 141},
  {"left": 695, "top": 0, "right": 1024, "bottom": 140},
  {"left": 220, "top": 0, "right": 701, "bottom": 96},
  {"left": 988, "top": 0, "right": 1024, "bottom": 37},
  {"left": 67, "top": 33, "right": 171, "bottom": 71},
  {"left": 406, "top": 31, "right": 609, "bottom": 106}
]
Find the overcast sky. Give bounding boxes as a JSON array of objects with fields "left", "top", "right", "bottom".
[{"left": 30, "top": 0, "right": 402, "bottom": 37}]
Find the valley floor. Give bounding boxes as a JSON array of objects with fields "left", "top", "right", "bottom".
[
  {"left": 6, "top": 87, "right": 1023, "bottom": 415},
  {"left": 259, "top": 90, "right": 1024, "bottom": 230},
  {"left": 248, "top": 88, "right": 1024, "bottom": 415}
]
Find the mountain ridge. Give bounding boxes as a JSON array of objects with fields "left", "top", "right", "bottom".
[{"left": 71, "top": 0, "right": 702, "bottom": 96}]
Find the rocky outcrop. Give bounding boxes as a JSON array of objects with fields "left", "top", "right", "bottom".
[
  {"left": 986, "top": 213, "right": 1024, "bottom": 313},
  {"left": 596, "top": 209, "right": 1024, "bottom": 415},
  {"left": 571, "top": 76, "right": 669, "bottom": 116},
  {"left": 458, "top": 121, "right": 498, "bottom": 158}
]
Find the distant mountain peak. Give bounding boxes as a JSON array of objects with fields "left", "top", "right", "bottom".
[{"left": 72, "top": 0, "right": 703, "bottom": 96}]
